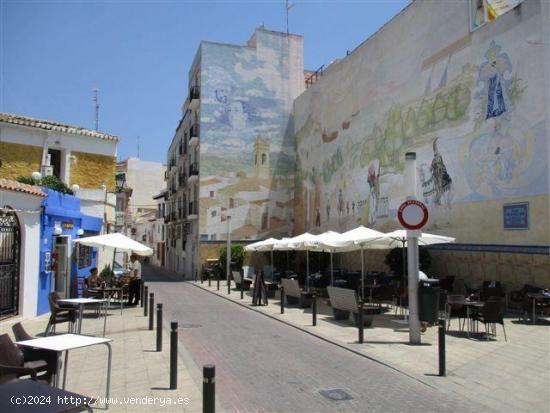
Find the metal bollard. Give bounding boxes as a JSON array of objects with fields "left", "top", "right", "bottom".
[
  {"left": 200, "top": 271, "right": 203, "bottom": 284},
  {"left": 280, "top": 286, "right": 285, "bottom": 314},
  {"left": 216, "top": 276, "right": 220, "bottom": 291},
  {"left": 203, "top": 364, "right": 215, "bottom": 413},
  {"left": 156, "top": 303, "right": 163, "bottom": 352},
  {"left": 227, "top": 274, "right": 230, "bottom": 295},
  {"left": 149, "top": 293, "right": 154, "bottom": 331},
  {"left": 358, "top": 300, "right": 364, "bottom": 344},
  {"left": 140, "top": 282, "right": 144, "bottom": 308},
  {"left": 208, "top": 274, "right": 211, "bottom": 287},
  {"left": 170, "top": 322, "right": 178, "bottom": 389},
  {"left": 439, "top": 319, "right": 446, "bottom": 376},
  {"left": 312, "top": 294, "right": 317, "bottom": 326},
  {"left": 143, "top": 286, "right": 149, "bottom": 316},
  {"left": 240, "top": 276, "right": 244, "bottom": 300}
]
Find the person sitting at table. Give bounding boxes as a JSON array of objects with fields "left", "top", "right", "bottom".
[
  {"left": 127, "top": 254, "right": 142, "bottom": 306},
  {"left": 87, "top": 267, "right": 102, "bottom": 288}
]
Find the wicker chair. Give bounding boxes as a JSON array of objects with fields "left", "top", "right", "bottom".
[
  {"left": 0, "top": 334, "right": 51, "bottom": 384},
  {"left": 45, "top": 292, "right": 78, "bottom": 336},
  {"left": 472, "top": 298, "right": 507, "bottom": 341}
]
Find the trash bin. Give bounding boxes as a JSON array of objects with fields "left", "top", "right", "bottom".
[{"left": 418, "top": 279, "right": 440, "bottom": 323}]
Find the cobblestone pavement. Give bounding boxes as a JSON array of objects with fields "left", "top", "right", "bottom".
[{"left": 144, "top": 266, "right": 483, "bottom": 413}]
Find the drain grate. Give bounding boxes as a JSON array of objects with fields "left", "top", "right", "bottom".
[
  {"left": 179, "top": 324, "right": 202, "bottom": 329},
  {"left": 319, "top": 389, "right": 353, "bottom": 402}
]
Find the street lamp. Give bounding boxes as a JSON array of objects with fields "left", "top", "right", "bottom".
[{"left": 115, "top": 173, "right": 126, "bottom": 192}]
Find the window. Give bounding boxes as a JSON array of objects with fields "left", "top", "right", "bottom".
[
  {"left": 229, "top": 198, "right": 234, "bottom": 208},
  {"left": 77, "top": 244, "right": 93, "bottom": 269},
  {"left": 210, "top": 234, "right": 217, "bottom": 241},
  {"left": 211, "top": 210, "right": 217, "bottom": 218},
  {"left": 200, "top": 234, "right": 209, "bottom": 241},
  {"left": 470, "top": 0, "right": 523, "bottom": 31},
  {"left": 261, "top": 153, "right": 267, "bottom": 165},
  {"left": 210, "top": 191, "right": 215, "bottom": 198},
  {"left": 47, "top": 149, "right": 62, "bottom": 179}
]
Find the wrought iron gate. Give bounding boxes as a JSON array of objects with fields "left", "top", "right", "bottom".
[{"left": 0, "top": 210, "right": 20, "bottom": 318}]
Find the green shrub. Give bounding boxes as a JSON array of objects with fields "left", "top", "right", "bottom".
[
  {"left": 16, "top": 174, "right": 74, "bottom": 195},
  {"left": 384, "top": 247, "right": 432, "bottom": 278},
  {"left": 219, "top": 244, "right": 245, "bottom": 273}
]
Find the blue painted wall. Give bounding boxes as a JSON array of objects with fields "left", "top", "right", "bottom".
[{"left": 37, "top": 188, "right": 102, "bottom": 315}]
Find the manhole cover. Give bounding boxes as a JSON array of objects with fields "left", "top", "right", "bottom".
[
  {"left": 179, "top": 324, "right": 202, "bottom": 329},
  {"left": 319, "top": 389, "right": 353, "bottom": 402}
]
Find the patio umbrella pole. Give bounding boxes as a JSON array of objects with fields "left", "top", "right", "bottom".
[
  {"left": 270, "top": 249, "right": 274, "bottom": 282},
  {"left": 361, "top": 247, "right": 365, "bottom": 301},
  {"left": 306, "top": 251, "right": 310, "bottom": 292},
  {"left": 330, "top": 252, "right": 334, "bottom": 287}
]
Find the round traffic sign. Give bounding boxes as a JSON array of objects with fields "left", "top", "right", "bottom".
[{"left": 397, "top": 200, "right": 429, "bottom": 230}]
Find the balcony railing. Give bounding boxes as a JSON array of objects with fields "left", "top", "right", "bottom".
[
  {"left": 188, "top": 202, "right": 197, "bottom": 216},
  {"left": 189, "top": 164, "right": 199, "bottom": 176},
  {"left": 190, "top": 124, "right": 200, "bottom": 138},
  {"left": 190, "top": 85, "right": 200, "bottom": 101}
]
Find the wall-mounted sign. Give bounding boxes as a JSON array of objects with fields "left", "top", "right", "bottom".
[
  {"left": 62, "top": 221, "right": 74, "bottom": 230},
  {"left": 503, "top": 202, "right": 529, "bottom": 230}
]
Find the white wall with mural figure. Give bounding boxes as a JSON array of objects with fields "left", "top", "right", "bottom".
[{"left": 293, "top": 0, "right": 548, "bottom": 248}]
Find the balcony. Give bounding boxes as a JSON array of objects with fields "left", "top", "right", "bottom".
[
  {"left": 188, "top": 202, "right": 198, "bottom": 220},
  {"left": 189, "top": 124, "right": 200, "bottom": 148},
  {"left": 188, "top": 163, "right": 199, "bottom": 183},
  {"left": 189, "top": 86, "right": 200, "bottom": 109}
]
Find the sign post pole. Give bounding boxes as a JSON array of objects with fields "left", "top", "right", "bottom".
[{"left": 399, "top": 152, "right": 428, "bottom": 345}]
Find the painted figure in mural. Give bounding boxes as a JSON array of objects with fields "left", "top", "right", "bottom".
[
  {"left": 491, "top": 122, "right": 516, "bottom": 183},
  {"left": 352, "top": 201, "right": 356, "bottom": 215},
  {"left": 338, "top": 189, "right": 344, "bottom": 216},
  {"left": 363, "top": 165, "right": 380, "bottom": 227},
  {"left": 477, "top": 41, "right": 512, "bottom": 120},
  {"left": 473, "top": 0, "right": 486, "bottom": 29},
  {"left": 315, "top": 207, "right": 321, "bottom": 227},
  {"left": 326, "top": 201, "right": 331, "bottom": 222},
  {"left": 429, "top": 138, "right": 453, "bottom": 206},
  {"left": 215, "top": 89, "right": 249, "bottom": 130}
]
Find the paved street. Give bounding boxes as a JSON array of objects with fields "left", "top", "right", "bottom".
[{"left": 144, "top": 265, "right": 482, "bottom": 413}]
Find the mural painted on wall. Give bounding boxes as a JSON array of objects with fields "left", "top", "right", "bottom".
[
  {"left": 294, "top": 37, "right": 547, "bottom": 239},
  {"left": 199, "top": 31, "right": 299, "bottom": 240}
]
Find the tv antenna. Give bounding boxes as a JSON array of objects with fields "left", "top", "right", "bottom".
[
  {"left": 286, "top": 0, "right": 295, "bottom": 35},
  {"left": 92, "top": 88, "right": 99, "bottom": 131},
  {"left": 137, "top": 136, "right": 141, "bottom": 159}
]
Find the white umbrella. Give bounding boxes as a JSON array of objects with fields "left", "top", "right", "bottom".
[
  {"left": 74, "top": 232, "right": 154, "bottom": 256},
  {"left": 306, "top": 231, "right": 351, "bottom": 287},
  {"left": 340, "top": 226, "right": 388, "bottom": 300},
  {"left": 245, "top": 238, "right": 281, "bottom": 279},
  {"left": 372, "top": 229, "right": 456, "bottom": 248},
  {"left": 275, "top": 232, "right": 320, "bottom": 291}
]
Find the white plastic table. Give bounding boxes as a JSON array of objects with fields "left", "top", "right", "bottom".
[
  {"left": 57, "top": 298, "right": 108, "bottom": 336},
  {"left": 17, "top": 334, "right": 113, "bottom": 410}
]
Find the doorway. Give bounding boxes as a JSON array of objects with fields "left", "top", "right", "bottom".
[
  {"left": 0, "top": 209, "right": 20, "bottom": 319},
  {"left": 53, "top": 236, "right": 70, "bottom": 297}
]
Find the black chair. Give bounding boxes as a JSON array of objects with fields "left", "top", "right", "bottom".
[
  {"left": 45, "top": 292, "right": 78, "bottom": 336},
  {"left": 472, "top": 298, "right": 507, "bottom": 341},
  {"left": 12, "top": 323, "right": 59, "bottom": 383},
  {"left": 480, "top": 281, "right": 505, "bottom": 302},
  {"left": 446, "top": 294, "right": 468, "bottom": 331},
  {"left": 0, "top": 334, "right": 51, "bottom": 384}
]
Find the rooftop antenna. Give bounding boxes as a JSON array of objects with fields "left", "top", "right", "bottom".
[
  {"left": 92, "top": 88, "right": 99, "bottom": 131},
  {"left": 286, "top": 0, "right": 295, "bottom": 36},
  {"left": 137, "top": 136, "right": 140, "bottom": 159}
]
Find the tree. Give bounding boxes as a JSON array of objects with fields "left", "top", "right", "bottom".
[
  {"left": 384, "top": 247, "right": 432, "bottom": 278},
  {"left": 219, "top": 245, "right": 245, "bottom": 274}
]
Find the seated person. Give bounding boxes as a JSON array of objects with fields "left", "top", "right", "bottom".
[{"left": 87, "top": 267, "right": 102, "bottom": 288}]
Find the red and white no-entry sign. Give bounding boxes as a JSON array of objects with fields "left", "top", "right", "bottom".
[{"left": 397, "top": 199, "right": 429, "bottom": 230}]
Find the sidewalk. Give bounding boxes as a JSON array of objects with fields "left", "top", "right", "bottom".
[
  {"left": 192, "top": 279, "right": 550, "bottom": 413},
  {"left": 0, "top": 302, "right": 202, "bottom": 412}
]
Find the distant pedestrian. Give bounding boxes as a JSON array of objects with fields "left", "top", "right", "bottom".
[{"left": 127, "top": 254, "right": 142, "bottom": 306}]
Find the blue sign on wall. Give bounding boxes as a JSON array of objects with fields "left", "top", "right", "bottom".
[{"left": 503, "top": 202, "right": 529, "bottom": 230}]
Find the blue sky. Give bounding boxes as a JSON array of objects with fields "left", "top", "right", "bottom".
[{"left": 1, "top": 0, "right": 409, "bottom": 163}]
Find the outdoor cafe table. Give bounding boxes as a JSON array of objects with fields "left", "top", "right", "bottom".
[
  {"left": 17, "top": 334, "right": 112, "bottom": 410},
  {"left": 0, "top": 379, "right": 92, "bottom": 413},
  {"left": 460, "top": 300, "right": 484, "bottom": 338},
  {"left": 526, "top": 292, "right": 550, "bottom": 324},
  {"left": 88, "top": 287, "right": 124, "bottom": 315},
  {"left": 56, "top": 298, "right": 108, "bottom": 336}
]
